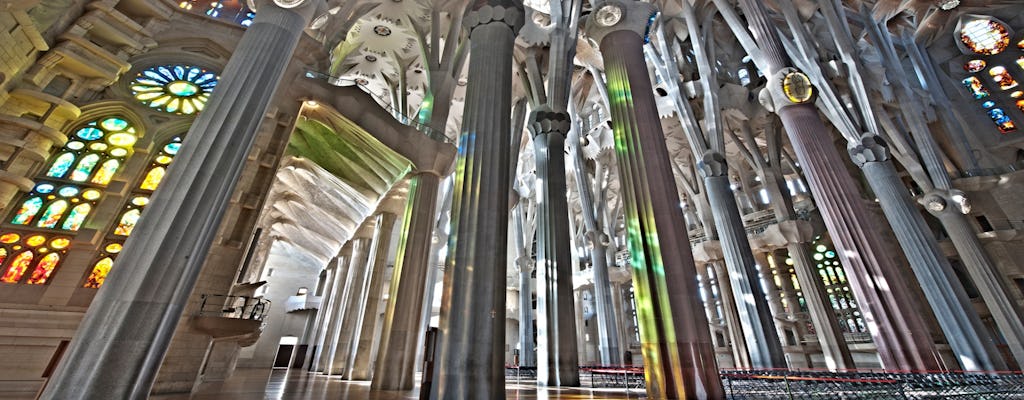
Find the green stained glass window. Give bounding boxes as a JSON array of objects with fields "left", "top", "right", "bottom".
[
  {"left": 70, "top": 154, "right": 101, "bottom": 182},
  {"left": 132, "top": 65, "right": 218, "bottom": 115},
  {"left": 46, "top": 153, "right": 76, "bottom": 178},
  {"left": 61, "top": 204, "right": 91, "bottom": 231}
]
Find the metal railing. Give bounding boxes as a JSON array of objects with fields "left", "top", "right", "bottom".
[
  {"left": 197, "top": 294, "right": 271, "bottom": 321},
  {"left": 721, "top": 369, "right": 1024, "bottom": 399}
]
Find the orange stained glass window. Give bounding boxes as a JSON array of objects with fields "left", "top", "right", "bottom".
[
  {"left": 26, "top": 253, "right": 60, "bottom": 284},
  {"left": 960, "top": 19, "right": 1011, "bottom": 55},
  {"left": 1018, "top": 56, "right": 1024, "bottom": 72},
  {"left": 0, "top": 248, "right": 6, "bottom": 268},
  {"left": 989, "top": 66, "right": 1019, "bottom": 90},
  {"left": 1017, "top": 99, "right": 1024, "bottom": 112},
  {"left": 90, "top": 160, "right": 120, "bottom": 185},
  {"left": 140, "top": 167, "right": 166, "bottom": 190},
  {"left": 1, "top": 251, "right": 34, "bottom": 283},
  {"left": 84, "top": 257, "right": 113, "bottom": 288}
]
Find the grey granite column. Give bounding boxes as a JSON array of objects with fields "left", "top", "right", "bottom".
[
  {"left": 584, "top": 1, "right": 723, "bottom": 397},
  {"left": 308, "top": 255, "right": 341, "bottom": 371},
  {"left": 329, "top": 221, "right": 382, "bottom": 377},
  {"left": 39, "top": 1, "right": 321, "bottom": 398},
  {"left": 852, "top": 136, "right": 1004, "bottom": 371},
  {"left": 734, "top": 0, "right": 940, "bottom": 371},
  {"left": 570, "top": 129, "right": 622, "bottom": 366},
  {"left": 531, "top": 108, "right": 581, "bottom": 386},
  {"left": 427, "top": 2, "right": 522, "bottom": 397},
  {"left": 702, "top": 153, "right": 787, "bottom": 368},
  {"left": 712, "top": 260, "right": 751, "bottom": 368},
  {"left": 315, "top": 246, "right": 353, "bottom": 372},
  {"left": 324, "top": 239, "right": 369, "bottom": 375},
  {"left": 350, "top": 212, "right": 399, "bottom": 380},
  {"left": 516, "top": 256, "right": 536, "bottom": 367},
  {"left": 372, "top": 172, "right": 442, "bottom": 390},
  {"left": 926, "top": 192, "right": 1024, "bottom": 366}
]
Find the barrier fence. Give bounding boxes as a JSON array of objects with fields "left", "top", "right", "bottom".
[{"left": 504, "top": 366, "right": 1024, "bottom": 398}]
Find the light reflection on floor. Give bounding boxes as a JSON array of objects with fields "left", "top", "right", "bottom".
[{"left": 151, "top": 368, "right": 647, "bottom": 399}]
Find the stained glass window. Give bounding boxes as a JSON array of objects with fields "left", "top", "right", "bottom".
[
  {"left": 988, "top": 108, "right": 1017, "bottom": 133},
  {"left": 960, "top": 19, "right": 1011, "bottom": 55},
  {"left": 989, "top": 66, "right": 1019, "bottom": 90},
  {"left": 86, "top": 137, "right": 184, "bottom": 288},
  {"left": 132, "top": 65, "right": 218, "bottom": 115},
  {"left": 8, "top": 117, "right": 137, "bottom": 232},
  {"left": 962, "top": 76, "right": 990, "bottom": 99},
  {"left": 0, "top": 234, "right": 72, "bottom": 284},
  {"left": 177, "top": 0, "right": 255, "bottom": 26}
]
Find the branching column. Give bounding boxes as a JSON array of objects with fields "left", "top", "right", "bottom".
[
  {"left": 427, "top": 1, "right": 523, "bottom": 398},
  {"left": 585, "top": 1, "right": 723, "bottom": 397},
  {"left": 39, "top": 1, "right": 321, "bottom": 398},
  {"left": 531, "top": 108, "right": 581, "bottom": 386},
  {"left": 851, "top": 136, "right": 1004, "bottom": 371},
  {"left": 735, "top": 0, "right": 939, "bottom": 370}
]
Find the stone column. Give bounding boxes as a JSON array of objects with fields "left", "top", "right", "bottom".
[
  {"left": 702, "top": 153, "right": 787, "bottom": 368},
  {"left": 350, "top": 211, "right": 400, "bottom": 380},
  {"left": 427, "top": 1, "right": 522, "bottom": 397},
  {"left": 754, "top": 252, "right": 790, "bottom": 342},
  {"left": 584, "top": 1, "right": 723, "bottom": 397},
  {"left": 570, "top": 129, "right": 622, "bottom": 366},
  {"left": 530, "top": 108, "right": 581, "bottom": 386},
  {"left": 307, "top": 256, "right": 340, "bottom": 371},
  {"left": 372, "top": 172, "right": 442, "bottom": 389},
  {"left": 711, "top": 260, "right": 751, "bottom": 369},
  {"left": 734, "top": 0, "right": 940, "bottom": 371},
  {"left": 325, "top": 232, "right": 374, "bottom": 376},
  {"left": 39, "top": 1, "right": 322, "bottom": 398},
  {"left": 781, "top": 243, "right": 854, "bottom": 370},
  {"left": 851, "top": 136, "right": 1004, "bottom": 371},
  {"left": 925, "top": 192, "right": 1024, "bottom": 366},
  {"left": 317, "top": 244, "right": 353, "bottom": 373},
  {"left": 516, "top": 256, "right": 536, "bottom": 367}
]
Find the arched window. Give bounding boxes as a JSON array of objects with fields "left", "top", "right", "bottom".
[
  {"left": 0, "top": 233, "right": 72, "bottom": 285},
  {"left": 955, "top": 16, "right": 1024, "bottom": 133},
  {"left": 1, "top": 116, "right": 138, "bottom": 285},
  {"left": 131, "top": 65, "right": 218, "bottom": 115},
  {"left": 85, "top": 136, "right": 183, "bottom": 288},
  {"left": 176, "top": 1, "right": 255, "bottom": 27}
]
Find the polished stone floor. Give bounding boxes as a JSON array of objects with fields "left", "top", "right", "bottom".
[{"left": 151, "top": 368, "right": 647, "bottom": 399}]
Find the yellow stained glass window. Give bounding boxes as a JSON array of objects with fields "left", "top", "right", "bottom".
[
  {"left": 84, "top": 257, "right": 113, "bottom": 288},
  {"left": 960, "top": 19, "right": 1010, "bottom": 55},
  {"left": 36, "top": 201, "right": 68, "bottom": 228},
  {"left": 141, "top": 167, "right": 166, "bottom": 190},
  {"left": 114, "top": 209, "right": 141, "bottom": 236},
  {"left": 91, "top": 160, "right": 120, "bottom": 185},
  {"left": 132, "top": 65, "right": 218, "bottom": 115}
]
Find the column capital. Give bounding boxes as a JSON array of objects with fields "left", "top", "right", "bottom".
[
  {"left": 515, "top": 256, "right": 534, "bottom": 271},
  {"left": 698, "top": 150, "right": 729, "bottom": 178},
  {"left": 248, "top": 0, "right": 324, "bottom": 24},
  {"left": 463, "top": 0, "right": 525, "bottom": 36},
  {"left": 848, "top": 134, "right": 891, "bottom": 167},
  {"left": 583, "top": 0, "right": 659, "bottom": 46},
  {"left": 528, "top": 105, "right": 571, "bottom": 138},
  {"left": 920, "top": 189, "right": 971, "bottom": 216}
]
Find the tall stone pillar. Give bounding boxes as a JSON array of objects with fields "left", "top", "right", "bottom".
[
  {"left": 734, "top": 0, "right": 940, "bottom": 371},
  {"left": 317, "top": 244, "right": 353, "bottom": 373},
  {"left": 530, "top": 108, "right": 581, "bottom": 386},
  {"left": 851, "top": 136, "right": 1004, "bottom": 371},
  {"left": 584, "top": 1, "right": 723, "bottom": 397},
  {"left": 328, "top": 226, "right": 376, "bottom": 375},
  {"left": 307, "top": 255, "right": 341, "bottom": 371},
  {"left": 516, "top": 256, "right": 536, "bottom": 367},
  {"left": 372, "top": 172, "right": 442, "bottom": 390},
  {"left": 350, "top": 211, "right": 400, "bottom": 380},
  {"left": 702, "top": 154, "right": 786, "bottom": 368},
  {"left": 39, "top": 1, "right": 322, "bottom": 398},
  {"left": 427, "top": 1, "right": 523, "bottom": 397},
  {"left": 711, "top": 260, "right": 751, "bottom": 369},
  {"left": 925, "top": 192, "right": 1024, "bottom": 366}
]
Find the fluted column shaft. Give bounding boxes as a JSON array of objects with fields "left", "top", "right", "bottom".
[
  {"left": 326, "top": 238, "right": 372, "bottom": 374},
  {"left": 702, "top": 162, "right": 786, "bottom": 368},
  {"left": 428, "top": 2, "right": 522, "bottom": 398},
  {"left": 372, "top": 173, "right": 441, "bottom": 390},
  {"left": 531, "top": 109, "right": 581, "bottom": 386},
  {"left": 308, "top": 257, "right": 340, "bottom": 371},
  {"left": 39, "top": 2, "right": 319, "bottom": 398},
  {"left": 351, "top": 213, "right": 399, "bottom": 380},
  {"left": 736, "top": 0, "right": 939, "bottom": 371},
  {"left": 712, "top": 260, "right": 751, "bottom": 368},
  {"left": 853, "top": 137, "right": 1003, "bottom": 371},
  {"left": 928, "top": 196, "right": 1024, "bottom": 366},
  {"left": 316, "top": 248, "right": 353, "bottom": 372},
  {"left": 586, "top": 2, "right": 723, "bottom": 396}
]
